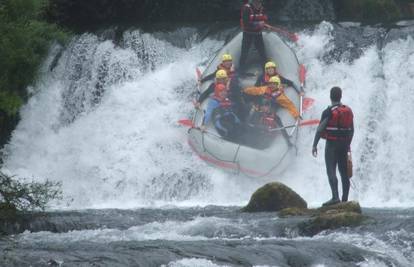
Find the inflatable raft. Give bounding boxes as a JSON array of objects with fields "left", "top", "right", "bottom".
[{"left": 188, "top": 32, "right": 305, "bottom": 178}]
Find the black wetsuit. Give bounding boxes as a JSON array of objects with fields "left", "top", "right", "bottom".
[{"left": 313, "top": 102, "right": 354, "bottom": 202}]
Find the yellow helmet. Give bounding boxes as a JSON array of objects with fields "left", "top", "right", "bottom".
[
  {"left": 216, "top": 69, "right": 228, "bottom": 79},
  {"left": 222, "top": 54, "right": 233, "bottom": 62},
  {"left": 268, "top": 76, "right": 281, "bottom": 85},
  {"left": 265, "top": 61, "right": 277, "bottom": 69}
]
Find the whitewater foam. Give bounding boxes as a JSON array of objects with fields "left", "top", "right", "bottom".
[{"left": 2, "top": 22, "right": 414, "bottom": 208}]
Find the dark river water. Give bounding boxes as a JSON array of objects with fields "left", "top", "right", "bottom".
[{"left": 1, "top": 207, "right": 414, "bottom": 266}]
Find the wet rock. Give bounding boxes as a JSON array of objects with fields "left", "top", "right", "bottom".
[
  {"left": 296, "top": 201, "right": 370, "bottom": 236},
  {"left": 300, "top": 211, "right": 368, "bottom": 236},
  {"left": 317, "top": 201, "right": 362, "bottom": 214},
  {"left": 278, "top": 207, "right": 312, "bottom": 217},
  {"left": 242, "top": 182, "right": 307, "bottom": 212}
]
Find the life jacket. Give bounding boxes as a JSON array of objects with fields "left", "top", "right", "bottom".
[
  {"left": 213, "top": 82, "right": 227, "bottom": 99},
  {"left": 261, "top": 112, "right": 277, "bottom": 129},
  {"left": 218, "top": 98, "right": 232, "bottom": 110},
  {"left": 212, "top": 97, "right": 235, "bottom": 121},
  {"left": 240, "top": 3, "right": 267, "bottom": 33},
  {"left": 263, "top": 73, "right": 279, "bottom": 83},
  {"left": 264, "top": 87, "right": 283, "bottom": 102},
  {"left": 217, "top": 64, "right": 234, "bottom": 79},
  {"left": 322, "top": 105, "right": 354, "bottom": 141}
]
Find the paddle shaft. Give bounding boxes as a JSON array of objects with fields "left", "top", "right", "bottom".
[{"left": 265, "top": 24, "right": 298, "bottom": 42}]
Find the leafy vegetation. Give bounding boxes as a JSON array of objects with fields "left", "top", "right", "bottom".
[
  {"left": 0, "top": 0, "right": 69, "bottom": 116},
  {"left": 0, "top": 171, "right": 62, "bottom": 216}
]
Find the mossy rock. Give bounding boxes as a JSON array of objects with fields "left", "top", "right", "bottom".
[
  {"left": 242, "top": 182, "right": 307, "bottom": 212},
  {"left": 317, "top": 201, "right": 362, "bottom": 215},
  {"left": 279, "top": 207, "right": 312, "bottom": 218},
  {"left": 300, "top": 211, "right": 368, "bottom": 236}
]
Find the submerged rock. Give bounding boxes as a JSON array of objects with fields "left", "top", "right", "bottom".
[{"left": 242, "top": 182, "right": 307, "bottom": 212}]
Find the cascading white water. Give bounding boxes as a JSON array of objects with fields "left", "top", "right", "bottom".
[
  {"left": 2, "top": 22, "right": 414, "bottom": 209},
  {"left": 283, "top": 22, "right": 414, "bottom": 207}
]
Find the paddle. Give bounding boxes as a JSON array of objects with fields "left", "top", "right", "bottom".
[
  {"left": 178, "top": 119, "right": 194, "bottom": 128},
  {"left": 299, "top": 119, "right": 319, "bottom": 126},
  {"left": 303, "top": 97, "right": 315, "bottom": 112},
  {"left": 299, "top": 64, "right": 306, "bottom": 87},
  {"left": 269, "top": 119, "right": 320, "bottom": 132},
  {"left": 265, "top": 24, "right": 298, "bottom": 42}
]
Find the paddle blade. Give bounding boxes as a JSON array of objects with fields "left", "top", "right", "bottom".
[
  {"left": 178, "top": 119, "right": 194, "bottom": 128},
  {"left": 299, "top": 119, "right": 320, "bottom": 127},
  {"left": 266, "top": 24, "right": 298, "bottom": 43},
  {"left": 290, "top": 33, "right": 299, "bottom": 42},
  {"left": 302, "top": 97, "right": 315, "bottom": 112},
  {"left": 196, "top": 67, "right": 202, "bottom": 80}
]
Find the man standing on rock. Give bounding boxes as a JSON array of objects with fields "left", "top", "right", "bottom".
[{"left": 312, "top": 87, "right": 354, "bottom": 206}]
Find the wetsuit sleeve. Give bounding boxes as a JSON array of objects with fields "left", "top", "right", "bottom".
[
  {"left": 199, "top": 72, "right": 216, "bottom": 83},
  {"left": 198, "top": 83, "right": 215, "bottom": 103},
  {"left": 229, "top": 77, "right": 242, "bottom": 104},
  {"left": 203, "top": 99, "right": 219, "bottom": 125},
  {"left": 281, "top": 76, "right": 304, "bottom": 94},
  {"left": 312, "top": 108, "right": 331, "bottom": 148},
  {"left": 255, "top": 75, "right": 263, "bottom": 86},
  {"left": 280, "top": 76, "right": 293, "bottom": 87}
]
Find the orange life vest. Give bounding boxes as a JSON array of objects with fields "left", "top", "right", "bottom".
[{"left": 217, "top": 64, "right": 234, "bottom": 79}]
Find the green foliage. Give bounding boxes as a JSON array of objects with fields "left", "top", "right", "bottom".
[
  {"left": 0, "top": 91, "right": 23, "bottom": 116},
  {"left": 0, "top": 0, "right": 69, "bottom": 116},
  {"left": 0, "top": 171, "right": 62, "bottom": 212}
]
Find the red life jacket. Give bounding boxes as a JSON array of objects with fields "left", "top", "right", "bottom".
[
  {"left": 217, "top": 64, "right": 234, "bottom": 79},
  {"left": 322, "top": 105, "right": 354, "bottom": 141},
  {"left": 264, "top": 87, "right": 283, "bottom": 102},
  {"left": 261, "top": 112, "right": 277, "bottom": 129},
  {"left": 240, "top": 3, "right": 267, "bottom": 33},
  {"left": 213, "top": 82, "right": 227, "bottom": 98},
  {"left": 219, "top": 98, "right": 232, "bottom": 109},
  {"left": 213, "top": 83, "right": 232, "bottom": 110}
]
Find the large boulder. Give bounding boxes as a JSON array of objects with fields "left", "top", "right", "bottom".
[{"left": 242, "top": 182, "right": 307, "bottom": 212}]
